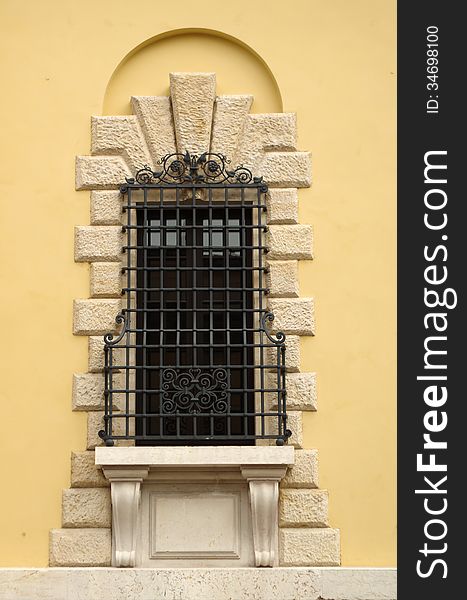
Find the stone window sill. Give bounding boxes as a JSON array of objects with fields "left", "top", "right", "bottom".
[{"left": 95, "top": 446, "right": 294, "bottom": 568}]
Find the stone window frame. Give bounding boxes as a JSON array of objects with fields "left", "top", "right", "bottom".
[{"left": 49, "top": 72, "right": 340, "bottom": 569}]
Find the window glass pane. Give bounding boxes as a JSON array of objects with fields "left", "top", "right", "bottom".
[
  {"left": 165, "top": 217, "right": 177, "bottom": 246},
  {"left": 149, "top": 218, "right": 160, "bottom": 246}
]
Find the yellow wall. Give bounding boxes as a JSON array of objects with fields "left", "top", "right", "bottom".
[{"left": 0, "top": 0, "right": 396, "bottom": 567}]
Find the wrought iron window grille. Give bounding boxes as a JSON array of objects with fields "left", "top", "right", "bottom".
[{"left": 99, "top": 152, "right": 290, "bottom": 446}]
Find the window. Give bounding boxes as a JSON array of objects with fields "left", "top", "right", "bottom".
[{"left": 100, "top": 153, "right": 289, "bottom": 446}]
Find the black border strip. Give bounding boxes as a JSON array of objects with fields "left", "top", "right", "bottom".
[{"left": 398, "top": 3, "right": 464, "bottom": 597}]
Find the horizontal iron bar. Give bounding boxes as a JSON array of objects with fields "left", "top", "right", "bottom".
[
  {"left": 123, "top": 204, "right": 267, "bottom": 211},
  {"left": 122, "top": 286, "right": 268, "bottom": 292},
  {"left": 105, "top": 435, "right": 281, "bottom": 441},
  {"left": 122, "top": 244, "right": 268, "bottom": 250},
  {"left": 106, "top": 365, "right": 284, "bottom": 372},
  {"left": 123, "top": 224, "right": 267, "bottom": 230},
  {"left": 113, "top": 331, "right": 279, "bottom": 337},
  {"left": 121, "top": 308, "right": 270, "bottom": 313},
  {"left": 106, "top": 388, "right": 284, "bottom": 395},
  {"left": 124, "top": 183, "right": 266, "bottom": 190},
  {"left": 105, "top": 411, "right": 285, "bottom": 418},
  {"left": 109, "top": 330, "right": 279, "bottom": 336},
  {"left": 122, "top": 266, "right": 267, "bottom": 272},
  {"left": 106, "top": 343, "right": 282, "bottom": 349}
]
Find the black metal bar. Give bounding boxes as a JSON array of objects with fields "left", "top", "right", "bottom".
[
  {"left": 175, "top": 186, "right": 181, "bottom": 439},
  {"left": 125, "top": 188, "right": 131, "bottom": 439},
  {"left": 159, "top": 187, "right": 164, "bottom": 439},
  {"left": 142, "top": 186, "right": 148, "bottom": 439}
]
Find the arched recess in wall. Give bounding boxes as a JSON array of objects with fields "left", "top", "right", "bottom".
[{"left": 103, "top": 28, "right": 283, "bottom": 116}]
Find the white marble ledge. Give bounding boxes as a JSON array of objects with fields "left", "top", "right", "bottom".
[
  {"left": 0, "top": 567, "right": 397, "bottom": 600},
  {"left": 95, "top": 446, "right": 295, "bottom": 469}
]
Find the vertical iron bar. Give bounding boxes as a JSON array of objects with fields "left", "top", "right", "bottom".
[
  {"left": 175, "top": 186, "right": 181, "bottom": 439},
  {"left": 125, "top": 189, "right": 131, "bottom": 439},
  {"left": 208, "top": 186, "right": 214, "bottom": 439},
  {"left": 240, "top": 186, "right": 248, "bottom": 437},
  {"left": 192, "top": 186, "right": 197, "bottom": 440},
  {"left": 225, "top": 187, "right": 231, "bottom": 439},
  {"left": 257, "top": 187, "right": 265, "bottom": 438},
  {"left": 142, "top": 187, "right": 148, "bottom": 439},
  {"left": 159, "top": 187, "right": 164, "bottom": 440},
  {"left": 281, "top": 344, "right": 287, "bottom": 440},
  {"left": 104, "top": 344, "right": 111, "bottom": 440}
]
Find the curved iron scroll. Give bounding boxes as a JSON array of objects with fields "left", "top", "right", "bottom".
[
  {"left": 260, "top": 312, "right": 286, "bottom": 346},
  {"left": 103, "top": 313, "right": 127, "bottom": 346}
]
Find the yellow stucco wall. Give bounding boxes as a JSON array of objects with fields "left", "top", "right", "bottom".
[{"left": 0, "top": 0, "right": 396, "bottom": 567}]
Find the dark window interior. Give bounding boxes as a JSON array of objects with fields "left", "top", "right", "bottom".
[{"left": 135, "top": 205, "right": 255, "bottom": 445}]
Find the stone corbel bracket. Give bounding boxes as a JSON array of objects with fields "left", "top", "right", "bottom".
[
  {"left": 96, "top": 446, "right": 294, "bottom": 568},
  {"left": 102, "top": 467, "right": 148, "bottom": 567},
  {"left": 241, "top": 466, "right": 287, "bottom": 567}
]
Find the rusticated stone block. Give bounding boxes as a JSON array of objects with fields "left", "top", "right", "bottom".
[
  {"left": 73, "top": 299, "right": 121, "bottom": 336},
  {"left": 90, "top": 262, "right": 122, "bottom": 298},
  {"left": 90, "top": 191, "right": 122, "bottom": 225},
  {"left": 62, "top": 488, "right": 111, "bottom": 528},
  {"left": 211, "top": 95, "right": 253, "bottom": 160},
  {"left": 266, "top": 260, "right": 299, "bottom": 297},
  {"left": 91, "top": 115, "right": 152, "bottom": 173},
  {"left": 281, "top": 449, "right": 319, "bottom": 488},
  {"left": 260, "top": 152, "right": 311, "bottom": 188},
  {"left": 49, "top": 528, "right": 111, "bottom": 566},
  {"left": 88, "top": 336, "right": 123, "bottom": 373},
  {"left": 71, "top": 451, "right": 108, "bottom": 488},
  {"left": 279, "top": 489, "right": 328, "bottom": 527},
  {"left": 72, "top": 373, "right": 104, "bottom": 411},
  {"left": 131, "top": 96, "right": 176, "bottom": 164},
  {"left": 170, "top": 72, "right": 216, "bottom": 154},
  {"left": 279, "top": 528, "right": 340, "bottom": 566},
  {"left": 284, "top": 336, "right": 301, "bottom": 372},
  {"left": 267, "top": 225, "right": 313, "bottom": 260},
  {"left": 73, "top": 372, "right": 124, "bottom": 411},
  {"left": 268, "top": 298, "right": 315, "bottom": 336},
  {"left": 88, "top": 336, "right": 105, "bottom": 372},
  {"left": 265, "top": 410, "right": 302, "bottom": 448},
  {"left": 286, "top": 373, "right": 317, "bottom": 411},
  {"left": 87, "top": 411, "right": 107, "bottom": 450},
  {"left": 87, "top": 411, "right": 128, "bottom": 450},
  {"left": 236, "top": 113, "right": 297, "bottom": 168},
  {"left": 75, "top": 226, "right": 122, "bottom": 263},
  {"left": 76, "top": 155, "right": 131, "bottom": 190},
  {"left": 268, "top": 373, "right": 316, "bottom": 411},
  {"left": 266, "top": 188, "right": 299, "bottom": 224},
  {"left": 286, "top": 411, "right": 303, "bottom": 449},
  {"left": 249, "top": 113, "right": 297, "bottom": 149},
  {"left": 265, "top": 335, "right": 300, "bottom": 372}
]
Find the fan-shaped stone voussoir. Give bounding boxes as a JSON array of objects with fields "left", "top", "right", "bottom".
[{"left": 76, "top": 72, "right": 311, "bottom": 190}]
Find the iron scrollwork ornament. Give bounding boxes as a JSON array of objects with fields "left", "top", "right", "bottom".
[
  {"left": 161, "top": 368, "right": 229, "bottom": 414},
  {"left": 122, "top": 151, "right": 266, "bottom": 188}
]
